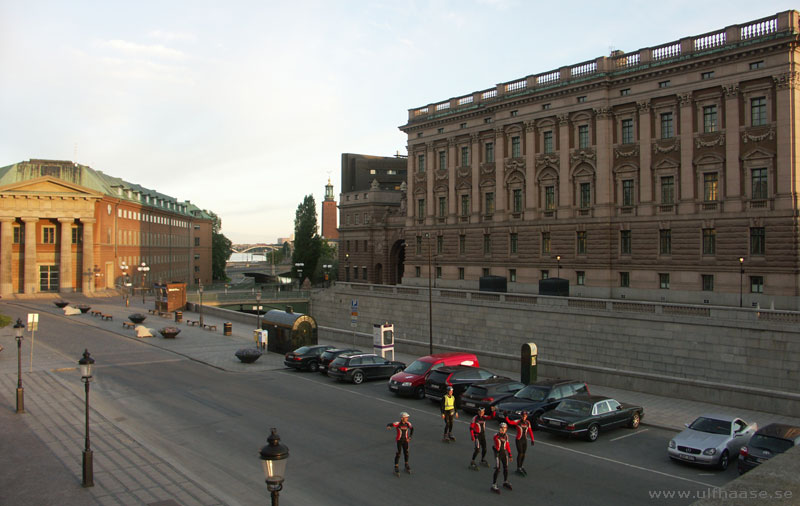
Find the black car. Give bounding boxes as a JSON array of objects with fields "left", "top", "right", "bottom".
[
  {"left": 318, "top": 348, "right": 361, "bottom": 374},
  {"left": 460, "top": 378, "right": 526, "bottom": 415},
  {"left": 327, "top": 353, "right": 406, "bottom": 384},
  {"left": 424, "top": 365, "right": 499, "bottom": 402},
  {"left": 283, "top": 345, "right": 335, "bottom": 372},
  {"left": 495, "top": 379, "right": 589, "bottom": 422},
  {"left": 738, "top": 423, "right": 800, "bottom": 474},
  {"left": 537, "top": 395, "right": 644, "bottom": 442}
]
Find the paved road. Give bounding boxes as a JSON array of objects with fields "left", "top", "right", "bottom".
[{"left": 1, "top": 302, "right": 741, "bottom": 506}]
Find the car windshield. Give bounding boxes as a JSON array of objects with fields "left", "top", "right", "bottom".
[
  {"left": 749, "top": 434, "right": 794, "bottom": 453},
  {"left": 689, "top": 417, "right": 731, "bottom": 435},
  {"left": 293, "top": 346, "right": 311, "bottom": 355},
  {"left": 555, "top": 399, "right": 591, "bottom": 416},
  {"left": 465, "top": 386, "right": 487, "bottom": 397},
  {"left": 403, "top": 360, "right": 433, "bottom": 375},
  {"left": 512, "top": 385, "right": 549, "bottom": 402}
]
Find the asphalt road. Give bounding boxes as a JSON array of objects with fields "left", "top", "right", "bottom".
[{"left": 16, "top": 307, "right": 740, "bottom": 505}]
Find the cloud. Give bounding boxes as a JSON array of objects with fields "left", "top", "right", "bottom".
[
  {"left": 147, "top": 30, "right": 196, "bottom": 43},
  {"left": 101, "top": 39, "right": 186, "bottom": 60}
]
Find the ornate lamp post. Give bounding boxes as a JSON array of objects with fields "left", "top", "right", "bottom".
[
  {"left": 345, "top": 254, "right": 350, "bottom": 282},
  {"left": 260, "top": 428, "right": 289, "bottom": 506},
  {"left": 138, "top": 262, "right": 150, "bottom": 304},
  {"left": 556, "top": 255, "right": 561, "bottom": 278},
  {"left": 255, "top": 291, "right": 262, "bottom": 331},
  {"left": 14, "top": 318, "right": 25, "bottom": 414},
  {"left": 120, "top": 261, "right": 130, "bottom": 307},
  {"left": 198, "top": 283, "right": 204, "bottom": 328},
  {"left": 424, "top": 232, "right": 433, "bottom": 355},
  {"left": 739, "top": 257, "right": 745, "bottom": 308},
  {"left": 294, "top": 262, "right": 304, "bottom": 290},
  {"left": 79, "top": 349, "right": 95, "bottom": 487}
]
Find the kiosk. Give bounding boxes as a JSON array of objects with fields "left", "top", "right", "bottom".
[{"left": 373, "top": 323, "right": 395, "bottom": 360}]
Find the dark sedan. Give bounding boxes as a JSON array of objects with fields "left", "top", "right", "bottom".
[
  {"left": 318, "top": 348, "right": 361, "bottom": 374},
  {"left": 283, "top": 345, "right": 335, "bottom": 372},
  {"left": 327, "top": 353, "right": 406, "bottom": 384},
  {"left": 738, "top": 423, "right": 800, "bottom": 474},
  {"left": 459, "top": 378, "right": 526, "bottom": 415},
  {"left": 424, "top": 365, "right": 499, "bottom": 402},
  {"left": 495, "top": 379, "right": 589, "bottom": 422},
  {"left": 537, "top": 395, "right": 644, "bottom": 442}
]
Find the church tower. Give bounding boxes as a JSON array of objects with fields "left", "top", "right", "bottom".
[{"left": 321, "top": 178, "right": 339, "bottom": 241}]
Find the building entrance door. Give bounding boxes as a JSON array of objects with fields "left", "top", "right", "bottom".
[{"left": 39, "top": 265, "right": 59, "bottom": 292}]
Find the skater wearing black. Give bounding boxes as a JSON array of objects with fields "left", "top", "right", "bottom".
[
  {"left": 387, "top": 412, "right": 414, "bottom": 475},
  {"left": 440, "top": 386, "right": 459, "bottom": 442},
  {"left": 469, "top": 405, "right": 497, "bottom": 469},
  {"left": 506, "top": 411, "right": 535, "bottom": 476},
  {"left": 491, "top": 422, "right": 513, "bottom": 494}
]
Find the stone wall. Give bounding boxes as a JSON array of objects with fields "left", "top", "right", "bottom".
[{"left": 311, "top": 283, "right": 800, "bottom": 417}]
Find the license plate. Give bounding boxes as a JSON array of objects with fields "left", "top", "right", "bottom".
[
  {"left": 679, "top": 454, "right": 695, "bottom": 461},
  {"left": 389, "top": 385, "right": 398, "bottom": 391},
  {"left": 464, "top": 402, "right": 475, "bottom": 407},
  {"left": 431, "top": 384, "right": 440, "bottom": 389}
]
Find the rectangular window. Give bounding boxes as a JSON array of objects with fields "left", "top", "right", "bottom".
[
  {"left": 13, "top": 225, "right": 22, "bottom": 244},
  {"left": 513, "top": 189, "right": 523, "bottom": 213},
  {"left": 415, "top": 266, "right": 421, "bottom": 277},
  {"left": 576, "top": 271, "right": 585, "bottom": 286},
  {"left": 485, "top": 192, "right": 494, "bottom": 215},
  {"left": 415, "top": 236, "right": 422, "bottom": 255},
  {"left": 703, "top": 173, "right": 718, "bottom": 202},
  {"left": 577, "top": 96, "right": 586, "bottom": 103},
  {"left": 364, "top": 240, "right": 368, "bottom": 251},
  {"left": 509, "top": 269, "right": 517, "bottom": 282},
  {"left": 545, "top": 186, "right": 555, "bottom": 210},
  {"left": 620, "top": 230, "right": 631, "bottom": 255},
  {"left": 418, "top": 153, "right": 426, "bottom": 173},
  {"left": 461, "top": 195, "right": 470, "bottom": 216},
  {"left": 701, "top": 71, "right": 714, "bottom": 80},
  {"left": 578, "top": 125, "right": 589, "bottom": 149},
  {"left": 750, "top": 227, "right": 765, "bottom": 255},
  {"left": 541, "top": 270, "right": 549, "bottom": 280},
  {"left": 511, "top": 136, "right": 521, "bottom": 158},
  {"left": 459, "top": 235, "right": 466, "bottom": 254},
  {"left": 461, "top": 146, "right": 470, "bottom": 166},
  {"left": 620, "top": 272, "right": 630, "bottom": 287},
  {"left": 659, "top": 80, "right": 670, "bottom": 88},
  {"left": 750, "top": 276, "right": 764, "bottom": 294},
  {"left": 71, "top": 227, "right": 82, "bottom": 244},
  {"left": 42, "top": 226, "right": 56, "bottom": 244},
  {"left": 543, "top": 131, "right": 554, "bottom": 153},
  {"left": 751, "top": 168, "right": 767, "bottom": 200},
  {"left": 435, "top": 266, "right": 441, "bottom": 279},
  {"left": 702, "top": 274, "right": 714, "bottom": 291},
  {"left": 436, "top": 235, "right": 443, "bottom": 255},
  {"left": 541, "top": 232, "right": 551, "bottom": 254},
  {"left": 660, "top": 113, "right": 673, "bottom": 139},
  {"left": 702, "top": 228, "right": 716, "bottom": 255},
  {"left": 749, "top": 61, "right": 764, "bottom": 70},
  {"left": 483, "top": 268, "right": 490, "bottom": 277},
  {"left": 620, "top": 88, "right": 630, "bottom": 96},
  {"left": 580, "top": 183, "right": 591, "bottom": 209},
  {"left": 458, "top": 267, "right": 465, "bottom": 280},
  {"left": 510, "top": 233, "right": 518, "bottom": 254},
  {"left": 485, "top": 142, "right": 494, "bottom": 163},
  {"left": 751, "top": 97, "right": 767, "bottom": 126},
  {"left": 661, "top": 176, "right": 675, "bottom": 205},
  {"left": 622, "top": 179, "right": 634, "bottom": 207},
  {"left": 439, "top": 150, "right": 446, "bottom": 170},
  {"left": 194, "top": 237, "right": 201, "bottom": 246},
  {"left": 577, "top": 231, "right": 587, "bottom": 254},
  {"left": 510, "top": 110, "right": 518, "bottom": 117},
  {"left": 659, "top": 229, "right": 672, "bottom": 255},
  {"left": 417, "top": 198, "right": 425, "bottom": 218},
  {"left": 460, "top": 122, "right": 467, "bottom": 129},
  {"left": 483, "top": 234, "right": 491, "bottom": 255},
  {"left": 437, "top": 128, "right": 444, "bottom": 134},
  {"left": 621, "top": 119, "right": 634, "bottom": 144},
  {"left": 542, "top": 103, "right": 550, "bottom": 110},
  {"left": 703, "top": 105, "right": 717, "bottom": 133},
  {"left": 484, "top": 117, "right": 492, "bottom": 124},
  {"left": 438, "top": 197, "right": 446, "bottom": 217},
  {"left": 659, "top": 273, "right": 670, "bottom": 289}
]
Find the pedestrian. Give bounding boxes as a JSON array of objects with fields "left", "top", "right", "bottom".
[
  {"left": 505, "top": 411, "right": 534, "bottom": 476},
  {"left": 440, "top": 386, "right": 458, "bottom": 442},
  {"left": 386, "top": 411, "right": 414, "bottom": 476},
  {"left": 491, "top": 422, "right": 513, "bottom": 494},
  {"left": 469, "top": 405, "right": 497, "bottom": 469}
]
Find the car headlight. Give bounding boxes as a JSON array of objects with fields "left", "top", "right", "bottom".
[
  {"left": 668, "top": 440, "right": 676, "bottom": 449},
  {"left": 703, "top": 448, "right": 717, "bottom": 456},
  {"left": 402, "top": 382, "right": 412, "bottom": 387}
]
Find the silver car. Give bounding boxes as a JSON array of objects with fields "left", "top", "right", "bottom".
[{"left": 668, "top": 414, "right": 758, "bottom": 470}]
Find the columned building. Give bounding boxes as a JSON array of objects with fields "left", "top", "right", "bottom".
[
  {"left": 397, "top": 11, "right": 800, "bottom": 309},
  {"left": 0, "top": 159, "right": 214, "bottom": 297}
]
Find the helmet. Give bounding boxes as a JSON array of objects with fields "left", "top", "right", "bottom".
[
  {"left": 499, "top": 422, "right": 508, "bottom": 429},
  {"left": 478, "top": 406, "right": 486, "bottom": 412},
  {"left": 521, "top": 411, "right": 529, "bottom": 417},
  {"left": 447, "top": 386, "right": 454, "bottom": 391},
  {"left": 400, "top": 412, "right": 410, "bottom": 418}
]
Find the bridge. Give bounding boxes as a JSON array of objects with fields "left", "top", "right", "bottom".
[{"left": 231, "top": 243, "right": 283, "bottom": 254}]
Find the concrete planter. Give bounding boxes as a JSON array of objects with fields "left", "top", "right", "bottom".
[
  {"left": 159, "top": 326, "right": 181, "bottom": 339},
  {"left": 235, "top": 348, "right": 262, "bottom": 364}
]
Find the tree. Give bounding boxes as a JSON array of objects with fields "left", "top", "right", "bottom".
[
  {"left": 207, "top": 211, "right": 233, "bottom": 281},
  {"left": 291, "top": 195, "right": 322, "bottom": 284}
]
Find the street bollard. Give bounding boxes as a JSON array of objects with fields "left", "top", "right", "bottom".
[
  {"left": 175, "top": 311, "right": 183, "bottom": 323},
  {"left": 224, "top": 322, "right": 232, "bottom": 336}
]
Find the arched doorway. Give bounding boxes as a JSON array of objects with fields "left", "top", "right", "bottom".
[
  {"left": 389, "top": 240, "right": 406, "bottom": 285},
  {"left": 374, "top": 263, "right": 383, "bottom": 284}
]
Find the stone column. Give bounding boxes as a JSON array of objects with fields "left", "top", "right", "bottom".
[
  {"left": 448, "top": 138, "right": 458, "bottom": 223},
  {"left": 494, "top": 128, "right": 506, "bottom": 220},
  {"left": 426, "top": 142, "right": 435, "bottom": 226},
  {"left": 0, "top": 218, "right": 13, "bottom": 296},
  {"left": 406, "top": 144, "right": 415, "bottom": 228},
  {"left": 471, "top": 137, "right": 481, "bottom": 219},
  {"left": 558, "top": 114, "right": 571, "bottom": 213},
  {"left": 679, "top": 93, "right": 695, "bottom": 210},
  {"left": 525, "top": 121, "right": 537, "bottom": 216},
  {"left": 82, "top": 218, "right": 95, "bottom": 293},
  {"left": 594, "top": 109, "right": 613, "bottom": 215},
  {"left": 58, "top": 218, "right": 74, "bottom": 292},
  {"left": 463, "top": 135, "right": 478, "bottom": 222},
  {"left": 638, "top": 101, "right": 653, "bottom": 205},
  {"left": 723, "top": 84, "right": 742, "bottom": 210},
  {"left": 22, "top": 217, "right": 38, "bottom": 294},
  {"left": 773, "top": 74, "right": 795, "bottom": 204}
]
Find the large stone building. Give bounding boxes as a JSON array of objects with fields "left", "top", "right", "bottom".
[
  {"left": 392, "top": 10, "right": 800, "bottom": 310},
  {"left": 0, "top": 159, "right": 214, "bottom": 297}
]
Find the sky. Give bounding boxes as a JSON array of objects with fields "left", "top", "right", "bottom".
[{"left": 1, "top": 0, "right": 795, "bottom": 244}]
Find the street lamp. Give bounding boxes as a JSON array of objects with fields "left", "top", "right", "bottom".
[
  {"left": 255, "top": 291, "right": 262, "bottom": 331},
  {"left": 345, "top": 254, "right": 350, "bottom": 282},
  {"left": 138, "top": 262, "right": 150, "bottom": 304},
  {"left": 79, "top": 349, "right": 95, "bottom": 488},
  {"left": 323, "top": 264, "right": 332, "bottom": 287},
  {"left": 198, "top": 283, "right": 204, "bottom": 328},
  {"left": 294, "top": 262, "right": 304, "bottom": 290},
  {"left": 424, "top": 232, "right": 433, "bottom": 355},
  {"left": 739, "top": 257, "right": 745, "bottom": 308},
  {"left": 556, "top": 255, "right": 561, "bottom": 278},
  {"left": 14, "top": 318, "right": 25, "bottom": 414},
  {"left": 260, "top": 428, "right": 289, "bottom": 506},
  {"left": 120, "top": 261, "right": 129, "bottom": 307}
]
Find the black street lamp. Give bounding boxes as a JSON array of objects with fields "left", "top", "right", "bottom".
[
  {"left": 14, "top": 318, "right": 25, "bottom": 414},
  {"left": 345, "top": 254, "right": 350, "bottom": 282},
  {"left": 260, "top": 428, "right": 289, "bottom": 506},
  {"left": 138, "top": 262, "right": 150, "bottom": 304},
  {"left": 78, "top": 349, "right": 95, "bottom": 487},
  {"left": 294, "top": 262, "right": 304, "bottom": 290},
  {"left": 739, "top": 257, "right": 745, "bottom": 308},
  {"left": 198, "top": 283, "right": 204, "bottom": 328},
  {"left": 120, "top": 261, "right": 130, "bottom": 307},
  {"left": 556, "top": 255, "right": 561, "bottom": 278},
  {"left": 424, "top": 232, "right": 433, "bottom": 355},
  {"left": 255, "top": 291, "right": 262, "bottom": 331}
]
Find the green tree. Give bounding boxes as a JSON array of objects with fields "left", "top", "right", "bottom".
[
  {"left": 291, "top": 195, "right": 322, "bottom": 284},
  {"left": 208, "top": 211, "right": 233, "bottom": 281}
]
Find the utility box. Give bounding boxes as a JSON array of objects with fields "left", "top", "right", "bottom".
[
  {"left": 154, "top": 283, "right": 187, "bottom": 312},
  {"left": 373, "top": 322, "right": 395, "bottom": 360},
  {"left": 521, "top": 342, "right": 538, "bottom": 384},
  {"left": 539, "top": 277, "right": 569, "bottom": 297},
  {"left": 479, "top": 275, "right": 507, "bottom": 293}
]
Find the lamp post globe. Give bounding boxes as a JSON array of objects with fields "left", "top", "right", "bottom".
[
  {"left": 260, "top": 428, "right": 289, "bottom": 506},
  {"left": 78, "top": 349, "right": 95, "bottom": 487},
  {"left": 138, "top": 262, "right": 150, "bottom": 304},
  {"left": 739, "top": 257, "right": 745, "bottom": 308},
  {"left": 556, "top": 255, "right": 561, "bottom": 278},
  {"left": 198, "top": 283, "right": 204, "bottom": 327},
  {"left": 294, "top": 262, "right": 304, "bottom": 290},
  {"left": 255, "top": 291, "right": 262, "bottom": 331},
  {"left": 14, "top": 318, "right": 25, "bottom": 414}
]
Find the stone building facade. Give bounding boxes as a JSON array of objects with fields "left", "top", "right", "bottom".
[
  {"left": 397, "top": 10, "right": 800, "bottom": 309},
  {"left": 0, "top": 159, "right": 214, "bottom": 297}
]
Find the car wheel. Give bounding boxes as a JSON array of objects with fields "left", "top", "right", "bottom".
[
  {"left": 414, "top": 387, "right": 425, "bottom": 400},
  {"left": 531, "top": 411, "right": 543, "bottom": 431},
  {"left": 352, "top": 371, "right": 365, "bottom": 384},
  {"left": 587, "top": 424, "right": 600, "bottom": 442},
  {"left": 718, "top": 450, "right": 729, "bottom": 470},
  {"left": 308, "top": 361, "right": 319, "bottom": 373},
  {"left": 629, "top": 412, "right": 640, "bottom": 429}
]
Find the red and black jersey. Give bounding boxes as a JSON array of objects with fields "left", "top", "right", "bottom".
[
  {"left": 506, "top": 416, "right": 534, "bottom": 442},
  {"left": 470, "top": 410, "right": 497, "bottom": 440},
  {"left": 387, "top": 421, "right": 414, "bottom": 441},
  {"left": 493, "top": 432, "right": 512, "bottom": 454}
]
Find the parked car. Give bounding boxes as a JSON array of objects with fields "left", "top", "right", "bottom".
[
  {"left": 738, "top": 423, "right": 800, "bottom": 474},
  {"left": 318, "top": 348, "right": 361, "bottom": 374},
  {"left": 537, "top": 395, "right": 644, "bottom": 442},
  {"left": 388, "top": 352, "right": 479, "bottom": 399},
  {"left": 424, "top": 365, "right": 499, "bottom": 402},
  {"left": 327, "top": 353, "right": 406, "bottom": 384},
  {"left": 668, "top": 414, "right": 758, "bottom": 470},
  {"left": 283, "top": 345, "right": 335, "bottom": 372},
  {"left": 460, "top": 378, "right": 526, "bottom": 415},
  {"left": 495, "top": 379, "right": 590, "bottom": 423}
]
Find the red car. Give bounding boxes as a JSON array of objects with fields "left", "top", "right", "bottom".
[{"left": 388, "top": 352, "right": 478, "bottom": 399}]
